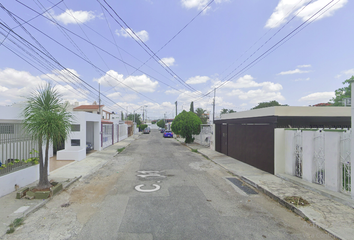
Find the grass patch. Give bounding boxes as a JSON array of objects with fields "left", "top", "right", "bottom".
[
  {"left": 284, "top": 196, "right": 310, "bottom": 207},
  {"left": 6, "top": 218, "right": 24, "bottom": 234},
  {"left": 191, "top": 148, "right": 198, "bottom": 153},
  {"left": 117, "top": 147, "right": 125, "bottom": 153}
]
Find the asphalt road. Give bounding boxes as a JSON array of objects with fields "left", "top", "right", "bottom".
[
  {"left": 3, "top": 130, "right": 333, "bottom": 240},
  {"left": 75, "top": 130, "right": 332, "bottom": 240}
]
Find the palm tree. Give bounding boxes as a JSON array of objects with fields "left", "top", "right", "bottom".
[{"left": 22, "top": 84, "right": 73, "bottom": 190}]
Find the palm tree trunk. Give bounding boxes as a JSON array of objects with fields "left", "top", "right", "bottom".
[{"left": 37, "top": 137, "right": 50, "bottom": 189}]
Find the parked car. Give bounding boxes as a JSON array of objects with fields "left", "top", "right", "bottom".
[
  {"left": 163, "top": 130, "right": 173, "bottom": 138},
  {"left": 86, "top": 142, "right": 93, "bottom": 152},
  {"left": 143, "top": 128, "right": 150, "bottom": 134},
  {"left": 160, "top": 128, "right": 165, "bottom": 133}
]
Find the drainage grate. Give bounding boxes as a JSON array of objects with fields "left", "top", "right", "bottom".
[{"left": 226, "top": 178, "right": 258, "bottom": 195}]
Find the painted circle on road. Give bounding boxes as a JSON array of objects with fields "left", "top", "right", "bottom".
[{"left": 135, "top": 184, "right": 161, "bottom": 192}]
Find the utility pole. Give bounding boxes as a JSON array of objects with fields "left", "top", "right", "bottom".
[
  {"left": 175, "top": 101, "right": 177, "bottom": 117},
  {"left": 213, "top": 88, "right": 216, "bottom": 124},
  {"left": 98, "top": 82, "right": 101, "bottom": 116},
  {"left": 143, "top": 106, "right": 145, "bottom": 122}
]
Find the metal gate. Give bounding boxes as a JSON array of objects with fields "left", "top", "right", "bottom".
[
  {"left": 340, "top": 131, "right": 351, "bottom": 194},
  {"left": 294, "top": 130, "right": 303, "bottom": 178},
  {"left": 102, "top": 124, "right": 113, "bottom": 149},
  {"left": 313, "top": 130, "right": 325, "bottom": 185}
]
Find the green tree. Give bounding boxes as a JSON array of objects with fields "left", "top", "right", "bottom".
[
  {"left": 220, "top": 108, "right": 236, "bottom": 116},
  {"left": 171, "top": 110, "right": 202, "bottom": 143},
  {"left": 195, "top": 107, "right": 208, "bottom": 124},
  {"left": 126, "top": 113, "right": 141, "bottom": 125},
  {"left": 252, "top": 100, "right": 287, "bottom": 110},
  {"left": 121, "top": 111, "right": 124, "bottom": 120},
  {"left": 330, "top": 76, "right": 354, "bottom": 106},
  {"left": 190, "top": 101, "right": 194, "bottom": 112},
  {"left": 157, "top": 119, "right": 165, "bottom": 128},
  {"left": 22, "top": 84, "right": 73, "bottom": 190}
]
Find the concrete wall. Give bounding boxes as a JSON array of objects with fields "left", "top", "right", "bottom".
[
  {"left": 0, "top": 164, "right": 39, "bottom": 198},
  {"left": 57, "top": 112, "right": 101, "bottom": 161},
  {"left": 277, "top": 128, "right": 353, "bottom": 198},
  {"left": 119, "top": 124, "right": 128, "bottom": 141}
]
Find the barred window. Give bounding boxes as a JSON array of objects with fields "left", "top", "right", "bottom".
[
  {"left": 71, "top": 124, "right": 80, "bottom": 132},
  {"left": 0, "top": 124, "right": 15, "bottom": 134}
]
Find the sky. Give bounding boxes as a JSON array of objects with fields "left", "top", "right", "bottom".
[{"left": 0, "top": 0, "right": 353, "bottom": 120}]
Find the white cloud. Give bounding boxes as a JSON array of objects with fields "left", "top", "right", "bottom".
[
  {"left": 107, "top": 92, "right": 122, "bottom": 99},
  {"left": 298, "top": 92, "right": 334, "bottom": 103},
  {"left": 277, "top": 68, "right": 310, "bottom": 75},
  {"left": 298, "top": 64, "right": 311, "bottom": 68},
  {"left": 50, "top": 9, "right": 96, "bottom": 25},
  {"left": 181, "top": 0, "right": 228, "bottom": 11},
  {"left": 294, "top": 77, "right": 310, "bottom": 82},
  {"left": 0, "top": 68, "right": 90, "bottom": 106},
  {"left": 96, "top": 70, "right": 158, "bottom": 93},
  {"left": 116, "top": 28, "right": 149, "bottom": 42},
  {"left": 265, "top": 0, "right": 348, "bottom": 29},
  {"left": 186, "top": 76, "right": 210, "bottom": 84},
  {"left": 41, "top": 69, "right": 80, "bottom": 83},
  {"left": 336, "top": 68, "right": 354, "bottom": 78},
  {"left": 159, "top": 57, "right": 175, "bottom": 67},
  {"left": 227, "top": 88, "right": 285, "bottom": 104},
  {"left": 165, "top": 89, "right": 180, "bottom": 95}
]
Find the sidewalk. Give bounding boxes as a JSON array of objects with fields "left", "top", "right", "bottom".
[
  {"left": 180, "top": 139, "right": 354, "bottom": 240},
  {"left": 0, "top": 134, "right": 140, "bottom": 238}
]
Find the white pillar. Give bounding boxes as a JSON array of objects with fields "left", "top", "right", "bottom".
[
  {"left": 324, "top": 131, "right": 341, "bottom": 192},
  {"left": 302, "top": 130, "right": 316, "bottom": 183},
  {"left": 284, "top": 129, "right": 296, "bottom": 175},
  {"left": 350, "top": 79, "right": 354, "bottom": 199}
]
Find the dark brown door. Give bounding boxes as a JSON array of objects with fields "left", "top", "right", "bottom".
[{"left": 221, "top": 124, "right": 228, "bottom": 155}]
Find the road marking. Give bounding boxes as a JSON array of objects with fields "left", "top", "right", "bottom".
[
  {"left": 137, "top": 174, "right": 165, "bottom": 178},
  {"left": 135, "top": 184, "right": 161, "bottom": 192}
]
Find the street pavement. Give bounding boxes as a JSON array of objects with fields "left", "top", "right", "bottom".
[{"left": 0, "top": 130, "right": 353, "bottom": 239}]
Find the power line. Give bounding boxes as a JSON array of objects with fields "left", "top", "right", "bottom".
[
  {"left": 13, "top": 0, "right": 201, "bottom": 99},
  {"left": 98, "top": 0, "right": 202, "bottom": 95},
  {"left": 193, "top": 0, "right": 333, "bottom": 103}
]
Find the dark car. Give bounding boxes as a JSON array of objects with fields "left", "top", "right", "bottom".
[
  {"left": 86, "top": 142, "right": 93, "bottom": 152},
  {"left": 160, "top": 128, "right": 165, "bottom": 133},
  {"left": 143, "top": 128, "right": 150, "bottom": 134},
  {"left": 163, "top": 130, "right": 173, "bottom": 138}
]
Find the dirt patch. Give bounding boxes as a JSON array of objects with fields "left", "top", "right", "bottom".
[
  {"left": 69, "top": 168, "right": 120, "bottom": 224},
  {"left": 284, "top": 196, "right": 310, "bottom": 207}
]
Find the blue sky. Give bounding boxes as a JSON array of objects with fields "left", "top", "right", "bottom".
[{"left": 0, "top": 0, "right": 352, "bottom": 120}]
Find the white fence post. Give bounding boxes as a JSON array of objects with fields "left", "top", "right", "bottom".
[
  {"left": 274, "top": 129, "right": 285, "bottom": 175},
  {"left": 284, "top": 129, "right": 296, "bottom": 175},
  {"left": 324, "top": 131, "right": 341, "bottom": 192},
  {"left": 302, "top": 130, "right": 316, "bottom": 183}
]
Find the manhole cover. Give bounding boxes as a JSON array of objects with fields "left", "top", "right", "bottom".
[{"left": 226, "top": 178, "right": 258, "bottom": 195}]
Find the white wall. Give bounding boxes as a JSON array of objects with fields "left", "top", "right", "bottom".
[
  {"left": 57, "top": 112, "right": 100, "bottom": 161},
  {"left": 0, "top": 164, "right": 39, "bottom": 198},
  {"left": 278, "top": 128, "right": 353, "bottom": 198},
  {"left": 119, "top": 124, "right": 128, "bottom": 141}
]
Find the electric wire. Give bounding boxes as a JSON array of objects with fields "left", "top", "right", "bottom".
[
  {"left": 98, "top": 0, "right": 202, "bottom": 95},
  {"left": 13, "top": 1, "right": 200, "bottom": 99},
  {"left": 193, "top": 0, "right": 334, "bottom": 103}
]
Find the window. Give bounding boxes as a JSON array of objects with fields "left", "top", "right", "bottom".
[
  {"left": 71, "top": 139, "right": 80, "bottom": 146},
  {"left": 71, "top": 124, "right": 80, "bottom": 131},
  {"left": 0, "top": 124, "right": 15, "bottom": 134}
]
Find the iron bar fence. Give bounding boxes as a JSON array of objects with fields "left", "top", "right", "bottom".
[
  {"left": 294, "top": 130, "right": 303, "bottom": 178},
  {"left": 313, "top": 130, "right": 325, "bottom": 185},
  {"left": 340, "top": 130, "right": 351, "bottom": 194},
  {"left": 0, "top": 123, "right": 39, "bottom": 166}
]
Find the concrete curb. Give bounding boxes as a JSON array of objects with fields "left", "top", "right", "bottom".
[{"left": 179, "top": 141, "right": 341, "bottom": 240}]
